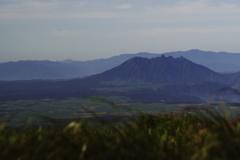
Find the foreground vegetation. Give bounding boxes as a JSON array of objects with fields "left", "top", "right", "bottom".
[{"left": 1, "top": 108, "right": 240, "bottom": 160}]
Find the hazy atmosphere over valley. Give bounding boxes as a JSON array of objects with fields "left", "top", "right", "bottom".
[
  {"left": 2, "top": 2, "right": 240, "bottom": 158},
  {"left": 1, "top": 0, "right": 240, "bottom": 62}
]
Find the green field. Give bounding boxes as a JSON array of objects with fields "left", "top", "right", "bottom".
[{"left": 1, "top": 97, "right": 240, "bottom": 127}]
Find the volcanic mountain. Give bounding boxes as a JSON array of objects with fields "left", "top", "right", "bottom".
[{"left": 83, "top": 55, "right": 222, "bottom": 85}]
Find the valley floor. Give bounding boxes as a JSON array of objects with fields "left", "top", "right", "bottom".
[{"left": 1, "top": 98, "right": 240, "bottom": 127}]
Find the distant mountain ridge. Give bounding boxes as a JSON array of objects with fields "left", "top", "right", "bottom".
[
  {"left": 1, "top": 50, "right": 240, "bottom": 80},
  {"left": 0, "top": 60, "right": 83, "bottom": 80},
  {"left": 163, "top": 49, "right": 240, "bottom": 73},
  {"left": 0, "top": 52, "right": 159, "bottom": 80}
]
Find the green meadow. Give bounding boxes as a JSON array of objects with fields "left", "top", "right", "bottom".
[{"left": 1, "top": 97, "right": 240, "bottom": 127}]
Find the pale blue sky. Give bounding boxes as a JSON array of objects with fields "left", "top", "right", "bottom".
[{"left": 1, "top": 0, "right": 240, "bottom": 62}]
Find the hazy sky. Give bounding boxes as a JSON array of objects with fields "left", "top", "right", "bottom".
[{"left": 1, "top": 0, "right": 240, "bottom": 62}]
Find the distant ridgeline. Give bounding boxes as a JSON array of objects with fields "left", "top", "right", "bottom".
[
  {"left": 1, "top": 49, "right": 240, "bottom": 80},
  {"left": 0, "top": 54, "right": 240, "bottom": 103}
]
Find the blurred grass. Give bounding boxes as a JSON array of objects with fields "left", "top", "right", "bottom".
[{"left": 1, "top": 107, "right": 240, "bottom": 160}]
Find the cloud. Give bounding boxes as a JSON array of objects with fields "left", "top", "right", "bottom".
[
  {"left": 0, "top": 0, "right": 128, "bottom": 19},
  {"left": 135, "top": 26, "right": 240, "bottom": 36},
  {"left": 23, "top": 1, "right": 59, "bottom": 9},
  {"left": 0, "top": 1, "right": 59, "bottom": 19},
  {"left": 52, "top": 30, "right": 82, "bottom": 37},
  {"left": 116, "top": 4, "right": 132, "bottom": 9},
  {"left": 0, "top": 0, "right": 239, "bottom": 21},
  {"left": 73, "top": 2, "right": 89, "bottom": 8},
  {"left": 147, "top": 0, "right": 240, "bottom": 15}
]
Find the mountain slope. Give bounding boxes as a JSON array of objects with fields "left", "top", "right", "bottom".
[
  {"left": 163, "top": 49, "right": 240, "bottom": 73},
  {"left": 89, "top": 56, "right": 222, "bottom": 84},
  {"left": 61, "top": 52, "right": 159, "bottom": 77}
]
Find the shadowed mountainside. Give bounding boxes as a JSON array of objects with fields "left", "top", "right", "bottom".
[{"left": 82, "top": 56, "right": 222, "bottom": 84}]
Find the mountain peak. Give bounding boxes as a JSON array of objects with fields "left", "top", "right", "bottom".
[{"left": 160, "top": 54, "right": 166, "bottom": 58}]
